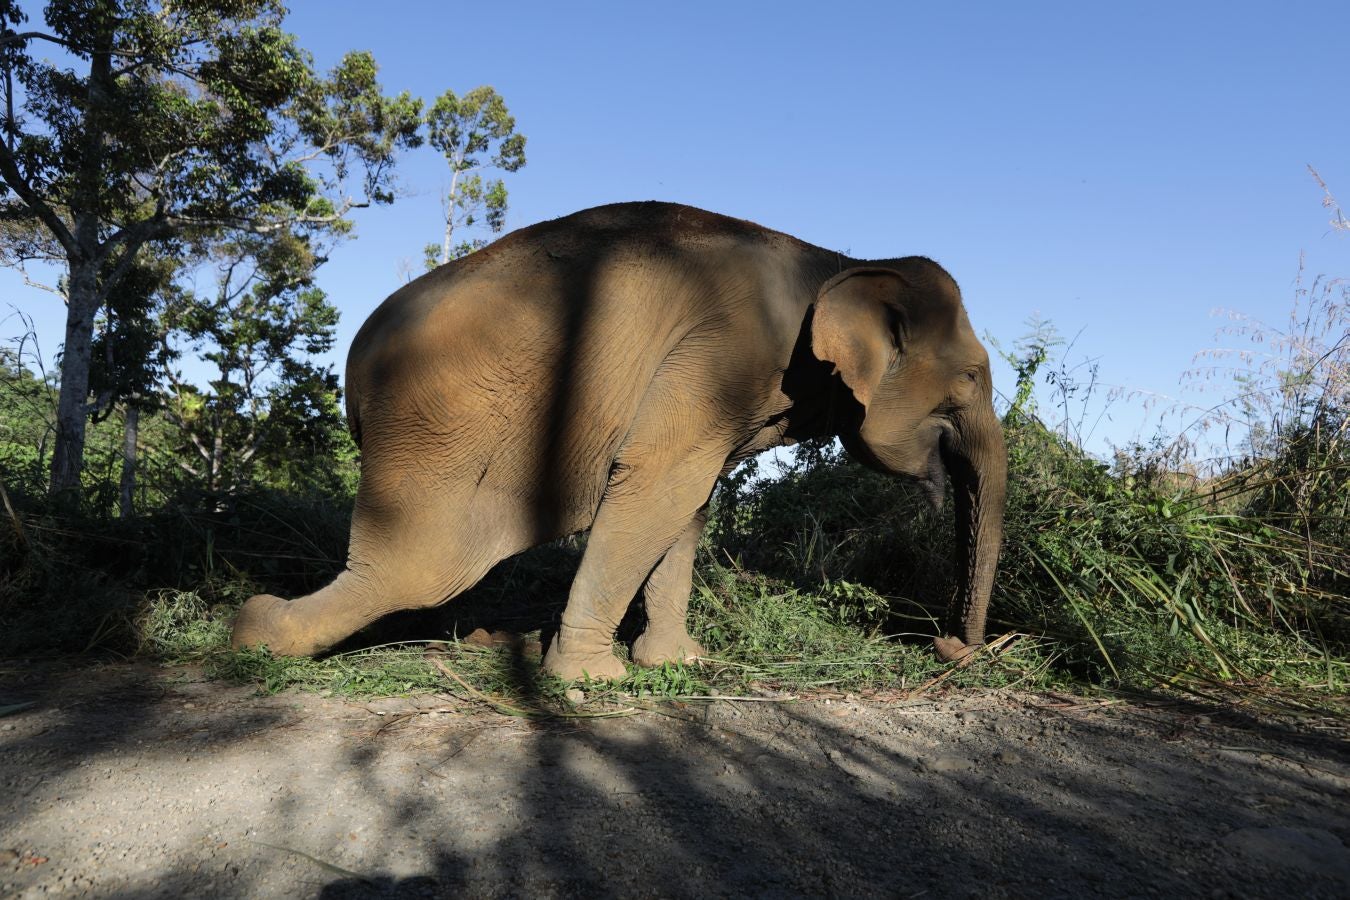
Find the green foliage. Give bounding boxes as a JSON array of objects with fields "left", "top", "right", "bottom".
[
  {"left": 0, "top": 339, "right": 55, "bottom": 492},
  {"left": 138, "top": 588, "right": 234, "bottom": 660},
  {"left": 690, "top": 564, "right": 940, "bottom": 691},
  {"left": 0, "top": 0, "right": 422, "bottom": 493},
  {"left": 422, "top": 85, "right": 526, "bottom": 269},
  {"left": 213, "top": 646, "right": 449, "bottom": 698},
  {"left": 88, "top": 252, "right": 179, "bottom": 417},
  {"left": 159, "top": 228, "right": 348, "bottom": 495},
  {"left": 705, "top": 317, "right": 1348, "bottom": 699},
  {"left": 619, "top": 661, "right": 706, "bottom": 698},
  {"left": 0, "top": 485, "right": 353, "bottom": 654},
  {"left": 712, "top": 440, "right": 951, "bottom": 618}
]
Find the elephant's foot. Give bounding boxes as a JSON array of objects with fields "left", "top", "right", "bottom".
[
  {"left": 541, "top": 625, "right": 628, "bottom": 682},
  {"left": 631, "top": 629, "right": 706, "bottom": 667},
  {"left": 231, "top": 594, "right": 325, "bottom": 657},
  {"left": 933, "top": 635, "right": 982, "bottom": 665}
]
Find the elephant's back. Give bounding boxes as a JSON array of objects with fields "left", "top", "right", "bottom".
[
  {"left": 347, "top": 201, "right": 816, "bottom": 402},
  {"left": 344, "top": 206, "right": 740, "bottom": 532},
  {"left": 351, "top": 200, "right": 818, "bottom": 345}
]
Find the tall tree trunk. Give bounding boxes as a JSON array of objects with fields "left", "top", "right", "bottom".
[
  {"left": 119, "top": 405, "right": 139, "bottom": 518},
  {"left": 49, "top": 18, "right": 115, "bottom": 497},
  {"left": 49, "top": 262, "right": 101, "bottom": 496}
]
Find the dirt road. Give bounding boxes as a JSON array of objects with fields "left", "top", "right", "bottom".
[{"left": 1, "top": 662, "right": 1347, "bottom": 898}]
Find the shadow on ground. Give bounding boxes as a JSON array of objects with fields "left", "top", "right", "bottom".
[{"left": 2, "top": 659, "right": 1348, "bottom": 898}]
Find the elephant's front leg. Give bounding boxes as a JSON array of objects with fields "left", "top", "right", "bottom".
[
  {"left": 631, "top": 507, "right": 708, "bottom": 667},
  {"left": 542, "top": 459, "right": 720, "bottom": 682}
]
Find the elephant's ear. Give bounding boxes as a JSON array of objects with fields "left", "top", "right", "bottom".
[{"left": 811, "top": 267, "right": 907, "bottom": 408}]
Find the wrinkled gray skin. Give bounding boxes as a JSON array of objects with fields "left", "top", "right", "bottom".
[{"left": 232, "top": 202, "right": 1006, "bottom": 680}]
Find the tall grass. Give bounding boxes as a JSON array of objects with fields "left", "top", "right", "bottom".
[{"left": 704, "top": 331, "right": 1346, "bottom": 703}]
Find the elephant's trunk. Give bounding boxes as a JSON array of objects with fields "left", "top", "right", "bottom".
[{"left": 937, "top": 406, "right": 1006, "bottom": 659}]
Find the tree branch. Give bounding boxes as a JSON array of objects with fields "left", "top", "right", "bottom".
[
  {"left": 0, "top": 144, "right": 77, "bottom": 253},
  {"left": 161, "top": 198, "right": 366, "bottom": 235},
  {"left": 0, "top": 29, "right": 203, "bottom": 76},
  {"left": 0, "top": 30, "right": 75, "bottom": 50},
  {"left": 101, "top": 213, "right": 174, "bottom": 262}
]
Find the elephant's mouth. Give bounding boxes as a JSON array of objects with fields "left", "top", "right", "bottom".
[
  {"left": 914, "top": 438, "right": 948, "bottom": 512},
  {"left": 842, "top": 420, "right": 950, "bottom": 511}
]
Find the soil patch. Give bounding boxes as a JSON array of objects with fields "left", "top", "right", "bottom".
[{"left": 2, "top": 661, "right": 1348, "bottom": 898}]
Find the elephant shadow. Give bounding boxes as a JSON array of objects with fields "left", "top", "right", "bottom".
[{"left": 317, "top": 864, "right": 454, "bottom": 900}]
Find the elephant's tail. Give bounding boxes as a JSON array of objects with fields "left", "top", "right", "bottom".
[{"left": 345, "top": 387, "right": 363, "bottom": 451}]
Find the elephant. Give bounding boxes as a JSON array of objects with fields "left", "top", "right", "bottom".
[{"left": 231, "top": 201, "right": 1006, "bottom": 680}]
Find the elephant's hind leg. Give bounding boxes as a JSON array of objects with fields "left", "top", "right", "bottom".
[
  {"left": 630, "top": 507, "right": 709, "bottom": 667},
  {"left": 230, "top": 566, "right": 400, "bottom": 658},
  {"left": 231, "top": 487, "right": 501, "bottom": 656}
]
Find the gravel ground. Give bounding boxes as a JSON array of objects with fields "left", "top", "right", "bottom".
[{"left": 1, "top": 660, "right": 1348, "bottom": 899}]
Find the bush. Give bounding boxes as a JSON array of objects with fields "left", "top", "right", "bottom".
[
  {"left": 703, "top": 301, "right": 1349, "bottom": 697},
  {"left": 0, "top": 487, "right": 352, "bottom": 655}
]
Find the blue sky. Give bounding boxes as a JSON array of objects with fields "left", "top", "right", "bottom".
[{"left": 5, "top": 1, "right": 1347, "bottom": 455}]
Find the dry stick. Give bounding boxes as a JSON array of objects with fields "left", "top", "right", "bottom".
[
  {"left": 0, "top": 474, "right": 25, "bottom": 547},
  {"left": 247, "top": 841, "right": 371, "bottom": 885},
  {"left": 427, "top": 656, "right": 637, "bottom": 720},
  {"left": 1217, "top": 745, "right": 1348, "bottom": 781},
  {"left": 911, "top": 632, "right": 1018, "bottom": 696}
]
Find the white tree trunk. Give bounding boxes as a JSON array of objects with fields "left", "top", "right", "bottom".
[
  {"left": 49, "top": 261, "right": 100, "bottom": 496},
  {"left": 440, "top": 166, "right": 461, "bottom": 265},
  {"left": 119, "top": 405, "right": 139, "bottom": 518}
]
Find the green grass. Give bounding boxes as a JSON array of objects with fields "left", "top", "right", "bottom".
[
  {"left": 120, "top": 553, "right": 1070, "bottom": 714},
  {"left": 4, "top": 408, "right": 1345, "bottom": 715}
]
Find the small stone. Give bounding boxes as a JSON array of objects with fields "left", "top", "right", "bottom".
[
  {"left": 463, "top": 628, "right": 517, "bottom": 648},
  {"left": 925, "top": 754, "right": 974, "bottom": 774},
  {"left": 564, "top": 689, "right": 585, "bottom": 705}
]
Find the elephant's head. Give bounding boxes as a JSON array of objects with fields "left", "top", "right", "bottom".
[{"left": 811, "top": 261, "right": 1006, "bottom": 661}]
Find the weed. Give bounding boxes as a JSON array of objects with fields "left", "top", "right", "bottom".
[{"left": 617, "top": 661, "right": 707, "bottom": 699}]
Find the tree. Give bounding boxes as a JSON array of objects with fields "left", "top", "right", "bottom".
[
  {"left": 423, "top": 86, "right": 525, "bottom": 269},
  {"left": 0, "top": 0, "right": 423, "bottom": 495},
  {"left": 87, "top": 247, "right": 178, "bottom": 515},
  {"left": 158, "top": 227, "right": 345, "bottom": 496}
]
